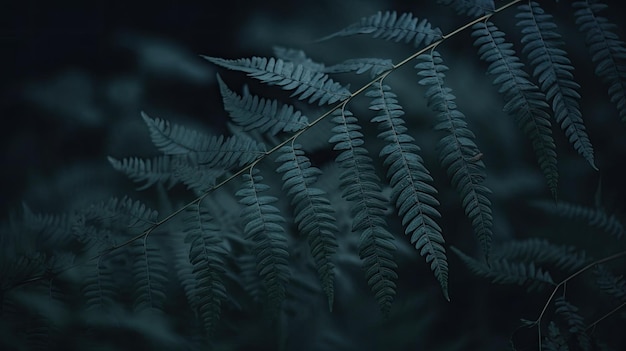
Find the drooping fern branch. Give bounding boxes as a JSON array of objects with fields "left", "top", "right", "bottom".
[
  {"left": 416, "top": 50, "right": 493, "bottom": 260},
  {"left": 274, "top": 143, "right": 338, "bottom": 310},
  {"left": 472, "top": 20, "right": 558, "bottom": 197},
  {"left": 328, "top": 107, "right": 398, "bottom": 315},
  {"left": 366, "top": 82, "right": 449, "bottom": 300},
  {"left": 516, "top": 1, "right": 596, "bottom": 169},
  {"left": 572, "top": 0, "right": 626, "bottom": 122},
  {"left": 236, "top": 168, "right": 291, "bottom": 316},
  {"left": 182, "top": 202, "right": 228, "bottom": 338}
]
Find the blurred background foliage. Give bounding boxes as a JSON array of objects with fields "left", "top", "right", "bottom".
[{"left": 1, "top": 0, "right": 625, "bottom": 350}]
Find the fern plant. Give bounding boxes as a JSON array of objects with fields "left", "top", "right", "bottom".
[{"left": 2, "top": 0, "right": 626, "bottom": 350}]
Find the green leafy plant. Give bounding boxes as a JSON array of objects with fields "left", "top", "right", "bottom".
[{"left": 2, "top": 0, "right": 625, "bottom": 350}]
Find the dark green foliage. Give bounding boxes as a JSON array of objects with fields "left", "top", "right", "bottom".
[{"left": 3, "top": 1, "right": 626, "bottom": 350}]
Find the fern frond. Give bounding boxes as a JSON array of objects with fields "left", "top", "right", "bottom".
[
  {"left": 594, "top": 265, "right": 626, "bottom": 302},
  {"left": 451, "top": 246, "right": 555, "bottom": 291},
  {"left": 544, "top": 321, "right": 569, "bottom": 351},
  {"left": 416, "top": 51, "right": 493, "bottom": 259},
  {"left": 183, "top": 202, "right": 228, "bottom": 337},
  {"left": 573, "top": 0, "right": 626, "bottom": 122},
  {"left": 141, "top": 112, "right": 265, "bottom": 168},
  {"left": 204, "top": 56, "right": 351, "bottom": 105},
  {"left": 272, "top": 46, "right": 326, "bottom": 72},
  {"left": 275, "top": 144, "right": 338, "bottom": 311},
  {"left": 472, "top": 21, "right": 558, "bottom": 197},
  {"left": 236, "top": 169, "right": 291, "bottom": 316},
  {"left": 516, "top": 2, "right": 596, "bottom": 169},
  {"left": 554, "top": 296, "right": 592, "bottom": 350},
  {"left": 328, "top": 108, "right": 398, "bottom": 314},
  {"left": 108, "top": 155, "right": 178, "bottom": 190},
  {"left": 109, "top": 154, "right": 226, "bottom": 194},
  {"left": 79, "top": 196, "right": 157, "bottom": 234},
  {"left": 531, "top": 200, "right": 624, "bottom": 239},
  {"left": 131, "top": 239, "right": 168, "bottom": 312},
  {"left": 324, "top": 58, "right": 394, "bottom": 79},
  {"left": 81, "top": 258, "right": 117, "bottom": 312},
  {"left": 318, "top": 11, "right": 442, "bottom": 48},
  {"left": 217, "top": 74, "right": 309, "bottom": 136},
  {"left": 494, "top": 238, "right": 588, "bottom": 273},
  {"left": 366, "top": 83, "right": 448, "bottom": 300},
  {"left": 20, "top": 205, "right": 73, "bottom": 252},
  {"left": 436, "top": 0, "right": 495, "bottom": 17}
]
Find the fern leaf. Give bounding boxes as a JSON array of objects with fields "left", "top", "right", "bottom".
[
  {"left": 594, "top": 265, "right": 626, "bottom": 302},
  {"left": 328, "top": 108, "right": 398, "bottom": 314},
  {"left": 531, "top": 200, "right": 624, "bottom": 239},
  {"left": 324, "top": 58, "right": 394, "bottom": 78},
  {"left": 318, "top": 11, "right": 442, "bottom": 48},
  {"left": 493, "top": 238, "right": 588, "bottom": 273},
  {"left": 131, "top": 238, "right": 168, "bottom": 312},
  {"left": 472, "top": 21, "right": 558, "bottom": 197},
  {"left": 573, "top": 0, "right": 626, "bottom": 122},
  {"left": 544, "top": 321, "right": 570, "bottom": 351},
  {"left": 217, "top": 74, "right": 309, "bottom": 136},
  {"left": 141, "top": 112, "right": 265, "bottom": 168},
  {"left": 451, "top": 246, "right": 555, "bottom": 291},
  {"left": 516, "top": 2, "right": 596, "bottom": 169},
  {"left": 366, "top": 83, "right": 448, "bottom": 300},
  {"left": 275, "top": 144, "right": 338, "bottom": 311},
  {"left": 204, "top": 56, "right": 351, "bottom": 105},
  {"left": 554, "top": 296, "right": 592, "bottom": 350},
  {"left": 416, "top": 51, "right": 493, "bottom": 259},
  {"left": 183, "top": 202, "right": 228, "bottom": 337},
  {"left": 236, "top": 169, "right": 291, "bottom": 316},
  {"left": 436, "top": 0, "right": 495, "bottom": 17},
  {"left": 108, "top": 156, "right": 178, "bottom": 190},
  {"left": 81, "top": 258, "right": 117, "bottom": 312}
]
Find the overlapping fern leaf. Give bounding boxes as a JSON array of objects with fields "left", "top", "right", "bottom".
[
  {"left": 328, "top": 108, "right": 397, "bottom": 314},
  {"left": 516, "top": 1, "right": 596, "bottom": 169},
  {"left": 110, "top": 113, "right": 267, "bottom": 194},
  {"left": 494, "top": 238, "right": 588, "bottom": 273},
  {"left": 416, "top": 51, "right": 493, "bottom": 260},
  {"left": 366, "top": 82, "right": 448, "bottom": 300},
  {"left": 183, "top": 202, "right": 228, "bottom": 338},
  {"left": 573, "top": 0, "right": 626, "bottom": 122},
  {"left": 275, "top": 144, "right": 338, "bottom": 310},
  {"left": 203, "top": 56, "right": 351, "bottom": 105},
  {"left": 324, "top": 58, "right": 394, "bottom": 79},
  {"left": 318, "top": 11, "right": 442, "bottom": 48},
  {"left": 472, "top": 20, "right": 558, "bottom": 197},
  {"left": 594, "top": 265, "right": 626, "bottom": 302},
  {"left": 236, "top": 169, "right": 291, "bottom": 316},
  {"left": 554, "top": 296, "right": 592, "bottom": 350},
  {"left": 451, "top": 246, "right": 555, "bottom": 291},
  {"left": 436, "top": 0, "right": 495, "bottom": 17},
  {"left": 531, "top": 200, "right": 624, "bottom": 239},
  {"left": 217, "top": 74, "right": 309, "bottom": 136},
  {"left": 141, "top": 112, "right": 265, "bottom": 168}
]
